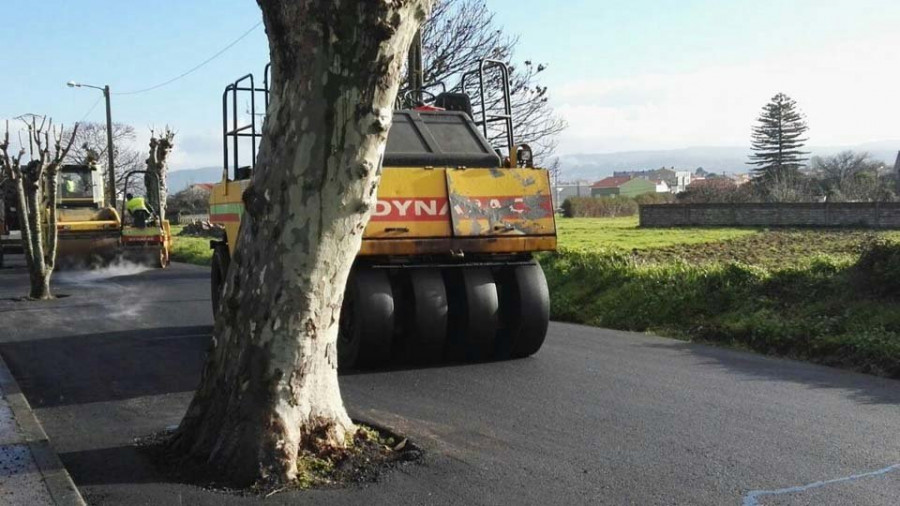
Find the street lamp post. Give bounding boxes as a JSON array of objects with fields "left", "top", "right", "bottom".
[{"left": 67, "top": 81, "right": 115, "bottom": 206}]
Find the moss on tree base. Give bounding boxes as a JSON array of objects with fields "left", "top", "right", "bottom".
[{"left": 136, "top": 422, "right": 422, "bottom": 496}]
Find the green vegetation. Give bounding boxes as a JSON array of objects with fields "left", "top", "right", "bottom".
[
  {"left": 168, "top": 226, "right": 213, "bottom": 266},
  {"left": 561, "top": 193, "right": 673, "bottom": 218},
  {"left": 557, "top": 216, "right": 756, "bottom": 250},
  {"left": 545, "top": 217, "right": 900, "bottom": 378},
  {"left": 289, "top": 424, "right": 416, "bottom": 491}
]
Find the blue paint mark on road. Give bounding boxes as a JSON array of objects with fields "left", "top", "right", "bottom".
[{"left": 743, "top": 463, "right": 900, "bottom": 506}]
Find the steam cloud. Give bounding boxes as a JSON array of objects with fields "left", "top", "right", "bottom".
[{"left": 55, "top": 259, "right": 154, "bottom": 286}]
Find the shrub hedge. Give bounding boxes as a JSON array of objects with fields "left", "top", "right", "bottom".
[{"left": 561, "top": 193, "right": 675, "bottom": 218}]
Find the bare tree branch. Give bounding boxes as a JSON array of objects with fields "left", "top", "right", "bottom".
[
  {"left": 401, "top": 0, "right": 567, "bottom": 168},
  {"left": 63, "top": 121, "right": 142, "bottom": 198}
]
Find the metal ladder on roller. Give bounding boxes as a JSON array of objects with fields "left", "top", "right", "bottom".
[
  {"left": 221, "top": 64, "right": 271, "bottom": 181},
  {"left": 461, "top": 59, "right": 516, "bottom": 163}
]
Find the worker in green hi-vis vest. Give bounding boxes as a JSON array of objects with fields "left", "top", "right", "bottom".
[{"left": 125, "top": 193, "right": 152, "bottom": 228}]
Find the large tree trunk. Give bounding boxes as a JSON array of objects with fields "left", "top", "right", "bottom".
[
  {"left": 18, "top": 161, "right": 60, "bottom": 300},
  {"left": 20, "top": 164, "right": 54, "bottom": 300},
  {"left": 13, "top": 174, "right": 35, "bottom": 264},
  {"left": 42, "top": 165, "right": 60, "bottom": 296},
  {"left": 169, "top": 0, "right": 432, "bottom": 486}
]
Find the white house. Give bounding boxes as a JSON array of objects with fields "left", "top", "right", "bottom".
[
  {"left": 674, "top": 171, "right": 692, "bottom": 193},
  {"left": 553, "top": 182, "right": 592, "bottom": 208}
]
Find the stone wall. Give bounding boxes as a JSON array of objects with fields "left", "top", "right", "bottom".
[{"left": 639, "top": 203, "right": 900, "bottom": 228}]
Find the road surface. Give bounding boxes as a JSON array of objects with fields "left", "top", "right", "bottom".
[{"left": 0, "top": 256, "right": 898, "bottom": 505}]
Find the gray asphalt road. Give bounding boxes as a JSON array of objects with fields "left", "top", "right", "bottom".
[{"left": 1, "top": 255, "right": 899, "bottom": 505}]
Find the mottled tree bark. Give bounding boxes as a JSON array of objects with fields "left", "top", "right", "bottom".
[
  {"left": 169, "top": 0, "right": 433, "bottom": 486},
  {"left": 0, "top": 118, "right": 77, "bottom": 300},
  {"left": 145, "top": 128, "right": 174, "bottom": 221}
]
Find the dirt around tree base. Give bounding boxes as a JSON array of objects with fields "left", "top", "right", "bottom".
[
  {"left": 177, "top": 220, "right": 225, "bottom": 239},
  {"left": 136, "top": 422, "right": 423, "bottom": 496}
]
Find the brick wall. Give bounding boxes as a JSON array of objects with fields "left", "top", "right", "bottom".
[{"left": 639, "top": 203, "right": 900, "bottom": 228}]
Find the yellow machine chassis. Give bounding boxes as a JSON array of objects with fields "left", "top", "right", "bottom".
[{"left": 209, "top": 167, "right": 557, "bottom": 257}]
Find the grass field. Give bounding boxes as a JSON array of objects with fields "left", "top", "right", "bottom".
[
  {"left": 556, "top": 216, "right": 757, "bottom": 250},
  {"left": 169, "top": 226, "right": 213, "bottom": 266},
  {"left": 545, "top": 217, "right": 900, "bottom": 378},
  {"left": 556, "top": 217, "right": 900, "bottom": 265}
]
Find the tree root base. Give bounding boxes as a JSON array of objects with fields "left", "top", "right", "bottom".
[{"left": 136, "top": 421, "right": 423, "bottom": 496}]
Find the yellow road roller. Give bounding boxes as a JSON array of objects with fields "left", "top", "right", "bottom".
[
  {"left": 54, "top": 164, "right": 120, "bottom": 268},
  {"left": 118, "top": 170, "right": 172, "bottom": 268},
  {"left": 209, "top": 58, "right": 556, "bottom": 369}
]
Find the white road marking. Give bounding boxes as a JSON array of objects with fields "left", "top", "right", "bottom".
[{"left": 743, "top": 464, "right": 900, "bottom": 506}]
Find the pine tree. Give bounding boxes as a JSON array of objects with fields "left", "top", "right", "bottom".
[{"left": 748, "top": 93, "right": 809, "bottom": 184}]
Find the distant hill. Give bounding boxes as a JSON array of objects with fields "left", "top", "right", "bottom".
[
  {"left": 168, "top": 141, "right": 900, "bottom": 190},
  {"left": 559, "top": 141, "right": 900, "bottom": 182},
  {"left": 168, "top": 167, "right": 222, "bottom": 193}
]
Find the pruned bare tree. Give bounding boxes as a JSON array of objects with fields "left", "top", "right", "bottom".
[
  {"left": 64, "top": 122, "right": 142, "bottom": 201},
  {"left": 167, "top": 185, "right": 211, "bottom": 216},
  {"left": 167, "top": 0, "right": 434, "bottom": 487},
  {"left": 677, "top": 180, "right": 757, "bottom": 204},
  {"left": 403, "top": 0, "right": 566, "bottom": 166},
  {"left": 144, "top": 127, "right": 175, "bottom": 220},
  {"left": 809, "top": 151, "right": 894, "bottom": 201},
  {"left": 0, "top": 117, "right": 78, "bottom": 299}
]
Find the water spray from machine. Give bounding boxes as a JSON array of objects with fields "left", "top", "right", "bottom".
[
  {"left": 55, "top": 259, "right": 155, "bottom": 320},
  {"left": 55, "top": 259, "right": 154, "bottom": 286}
]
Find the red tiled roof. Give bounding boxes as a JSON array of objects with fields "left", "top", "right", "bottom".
[
  {"left": 592, "top": 176, "right": 632, "bottom": 189},
  {"left": 190, "top": 183, "right": 215, "bottom": 191}
]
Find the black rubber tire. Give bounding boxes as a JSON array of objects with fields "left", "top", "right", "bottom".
[
  {"left": 338, "top": 269, "right": 394, "bottom": 369},
  {"left": 401, "top": 269, "right": 448, "bottom": 364},
  {"left": 210, "top": 245, "right": 230, "bottom": 317},
  {"left": 497, "top": 261, "right": 550, "bottom": 359},
  {"left": 446, "top": 268, "right": 499, "bottom": 361}
]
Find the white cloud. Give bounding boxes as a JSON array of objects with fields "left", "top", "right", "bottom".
[
  {"left": 129, "top": 127, "right": 224, "bottom": 172},
  {"left": 164, "top": 129, "right": 222, "bottom": 171},
  {"left": 553, "top": 34, "right": 900, "bottom": 154}
]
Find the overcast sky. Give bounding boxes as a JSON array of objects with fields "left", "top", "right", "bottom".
[{"left": 2, "top": 0, "right": 898, "bottom": 171}]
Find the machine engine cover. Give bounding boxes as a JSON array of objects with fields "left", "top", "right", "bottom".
[{"left": 446, "top": 168, "right": 555, "bottom": 237}]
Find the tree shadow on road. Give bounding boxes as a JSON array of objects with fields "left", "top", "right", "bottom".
[
  {"left": 640, "top": 340, "right": 900, "bottom": 406},
  {"left": 0, "top": 326, "right": 212, "bottom": 408},
  {"left": 61, "top": 445, "right": 163, "bottom": 487}
]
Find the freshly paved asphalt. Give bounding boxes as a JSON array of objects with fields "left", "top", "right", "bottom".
[{"left": 0, "top": 254, "right": 899, "bottom": 505}]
